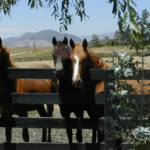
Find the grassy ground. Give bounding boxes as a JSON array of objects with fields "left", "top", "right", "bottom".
[
  {"left": 10, "top": 47, "right": 53, "bottom": 59},
  {"left": 9, "top": 45, "right": 140, "bottom": 60}
]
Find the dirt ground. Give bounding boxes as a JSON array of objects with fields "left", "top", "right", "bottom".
[
  {"left": 0, "top": 105, "right": 92, "bottom": 143},
  {"left": 15, "top": 60, "right": 55, "bottom": 68},
  {"left": 15, "top": 56, "right": 150, "bottom": 69}
]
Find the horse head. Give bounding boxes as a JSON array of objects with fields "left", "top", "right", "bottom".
[
  {"left": 52, "top": 37, "right": 72, "bottom": 79},
  {"left": 70, "top": 38, "right": 89, "bottom": 88}
]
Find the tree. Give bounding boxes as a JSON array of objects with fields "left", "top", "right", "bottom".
[
  {"left": 120, "top": 9, "right": 150, "bottom": 49},
  {"left": 102, "top": 36, "right": 110, "bottom": 43},
  {"left": 89, "top": 34, "right": 103, "bottom": 47},
  {"left": 0, "top": 0, "right": 140, "bottom": 40},
  {"left": 114, "top": 26, "right": 132, "bottom": 46},
  {"left": 114, "top": 9, "right": 150, "bottom": 48},
  {"left": 137, "top": 9, "right": 150, "bottom": 46},
  {"left": 91, "top": 34, "right": 101, "bottom": 44}
]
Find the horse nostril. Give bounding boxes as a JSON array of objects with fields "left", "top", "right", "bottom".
[
  {"left": 78, "top": 79, "right": 82, "bottom": 85},
  {"left": 78, "top": 80, "right": 81, "bottom": 85}
]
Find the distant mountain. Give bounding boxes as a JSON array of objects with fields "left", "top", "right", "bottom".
[
  {"left": 3, "top": 30, "right": 82, "bottom": 48},
  {"left": 79, "top": 32, "right": 115, "bottom": 41}
]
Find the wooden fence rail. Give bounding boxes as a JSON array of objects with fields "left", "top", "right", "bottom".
[{"left": 0, "top": 68, "right": 150, "bottom": 150}]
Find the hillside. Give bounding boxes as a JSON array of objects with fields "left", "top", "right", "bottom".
[{"left": 3, "top": 30, "right": 82, "bottom": 48}]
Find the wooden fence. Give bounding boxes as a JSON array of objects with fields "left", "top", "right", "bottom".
[{"left": 0, "top": 68, "right": 150, "bottom": 150}]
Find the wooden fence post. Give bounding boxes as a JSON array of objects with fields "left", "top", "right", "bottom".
[{"left": 104, "top": 69, "right": 116, "bottom": 150}]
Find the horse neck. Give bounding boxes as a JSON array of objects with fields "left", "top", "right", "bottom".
[
  {"left": 88, "top": 51, "right": 101, "bottom": 68},
  {"left": 89, "top": 51, "right": 111, "bottom": 69}
]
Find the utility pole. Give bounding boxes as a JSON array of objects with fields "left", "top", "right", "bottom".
[{"left": 33, "top": 36, "right": 36, "bottom": 52}]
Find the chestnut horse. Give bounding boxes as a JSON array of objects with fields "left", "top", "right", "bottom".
[
  {"left": 52, "top": 37, "right": 95, "bottom": 143},
  {"left": 0, "top": 37, "right": 56, "bottom": 143},
  {"left": 70, "top": 39, "right": 122, "bottom": 149}
]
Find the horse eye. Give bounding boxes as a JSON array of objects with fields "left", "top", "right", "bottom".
[
  {"left": 69, "top": 58, "right": 72, "bottom": 62},
  {"left": 83, "top": 57, "right": 87, "bottom": 62}
]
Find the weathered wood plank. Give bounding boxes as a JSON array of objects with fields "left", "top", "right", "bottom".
[
  {"left": 0, "top": 118, "right": 104, "bottom": 129},
  {"left": 0, "top": 93, "right": 149, "bottom": 105},
  {"left": 90, "top": 69, "right": 105, "bottom": 80},
  {"left": 1, "top": 68, "right": 106, "bottom": 80},
  {"left": 0, "top": 143, "right": 104, "bottom": 150},
  {"left": 0, "top": 117, "right": 148, "bottom": 129},
  {"left": 0, "top": 143, "right": 149, "bottom": 150},
  {"left": 1, "top": 68, "right": 150, "bottom": 80},
  {"left": 0, "top": 93, "right": 105, "bottom": 104},
  {"left": 2, "top": 68, "right": 56, "bottom": 79}
]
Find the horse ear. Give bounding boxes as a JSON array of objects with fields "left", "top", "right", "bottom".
[
  {"left": 63, "top": 37, "right": 68, "bottom": 45},
  {"left": 52, "top": 37, "right": 57, "bottom": 46},
  {"left": 83, "top": 39, "right": 88, "bottom": 50},
  {"left": 70, "top": 39, "right": 75, "bottom": 49}
]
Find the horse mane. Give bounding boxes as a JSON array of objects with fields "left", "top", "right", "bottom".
[
  {"left": 53, "top": 41, "right": 72, "bottom": 60},
  {"left": 88, "top": 51, "right": 111, "bottom": 69},
  {"left": 88, "top": 51, "right": 111, "bottom": 94},
  {"left": 0, "top": 45, "right": 17, "bottom": 68}
]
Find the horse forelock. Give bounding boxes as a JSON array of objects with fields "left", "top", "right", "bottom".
[
  {"left": 70, "top": 43, "right": 88, "bottom": 60},
  {"left": 53, "top": 41, "right": 71, "bottom": 60}
]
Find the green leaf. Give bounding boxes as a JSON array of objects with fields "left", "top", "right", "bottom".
[
  {"left": 64, "top": 24, "right": 68, "bottom": 31},
  {"left": 130, "top": 16, "right": 141, "bottom": 34},
  {"left": 130, "top": 0, "right": 137, "bottom": 6},
  {"left": 122, "top": 11, "right": 128, "bottom": 29},
  {"left": 112, "top": 0, "right": 117, "bottom": 15},
  {"left": 31, "top": 0, "right": 35, "bottom": 8},
  {"left": 28, "top": 0, "right": 32, "bottom": 6}
]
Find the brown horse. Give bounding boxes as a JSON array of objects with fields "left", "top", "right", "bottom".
[
  {"left": 52, "top": 37, "right": 95, "bottom": 143},
  {"left": 69, "top": 39, "right": 106, "bottom": 143},
  {"left": 69, "top": 39, "right": 123, "bottom": 149},
  {"left": 0, "top": 37, "right": 56, "bottom": 143}
]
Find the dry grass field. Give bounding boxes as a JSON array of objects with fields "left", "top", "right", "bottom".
[
  {"left": 9, "top": 45, "right": 150, "bottom": 69},
  {"left": 15, "top": 60, "right": 55, "bottom": 68}
]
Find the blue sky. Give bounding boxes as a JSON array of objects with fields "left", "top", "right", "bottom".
[{"left": 0, "top": 0, "right": 149, "bottom": 39}]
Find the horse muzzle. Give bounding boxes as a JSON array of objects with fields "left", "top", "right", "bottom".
[
  {"left": 72, "top": 79, "right": 82, "bottom": 88},
  {"left": 56, "top": 70, "right": 63, "bottom": 79}
]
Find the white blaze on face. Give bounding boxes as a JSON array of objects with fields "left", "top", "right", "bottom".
[{"left": 72, "top": 55, "right": 79, "bottom": 82}]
